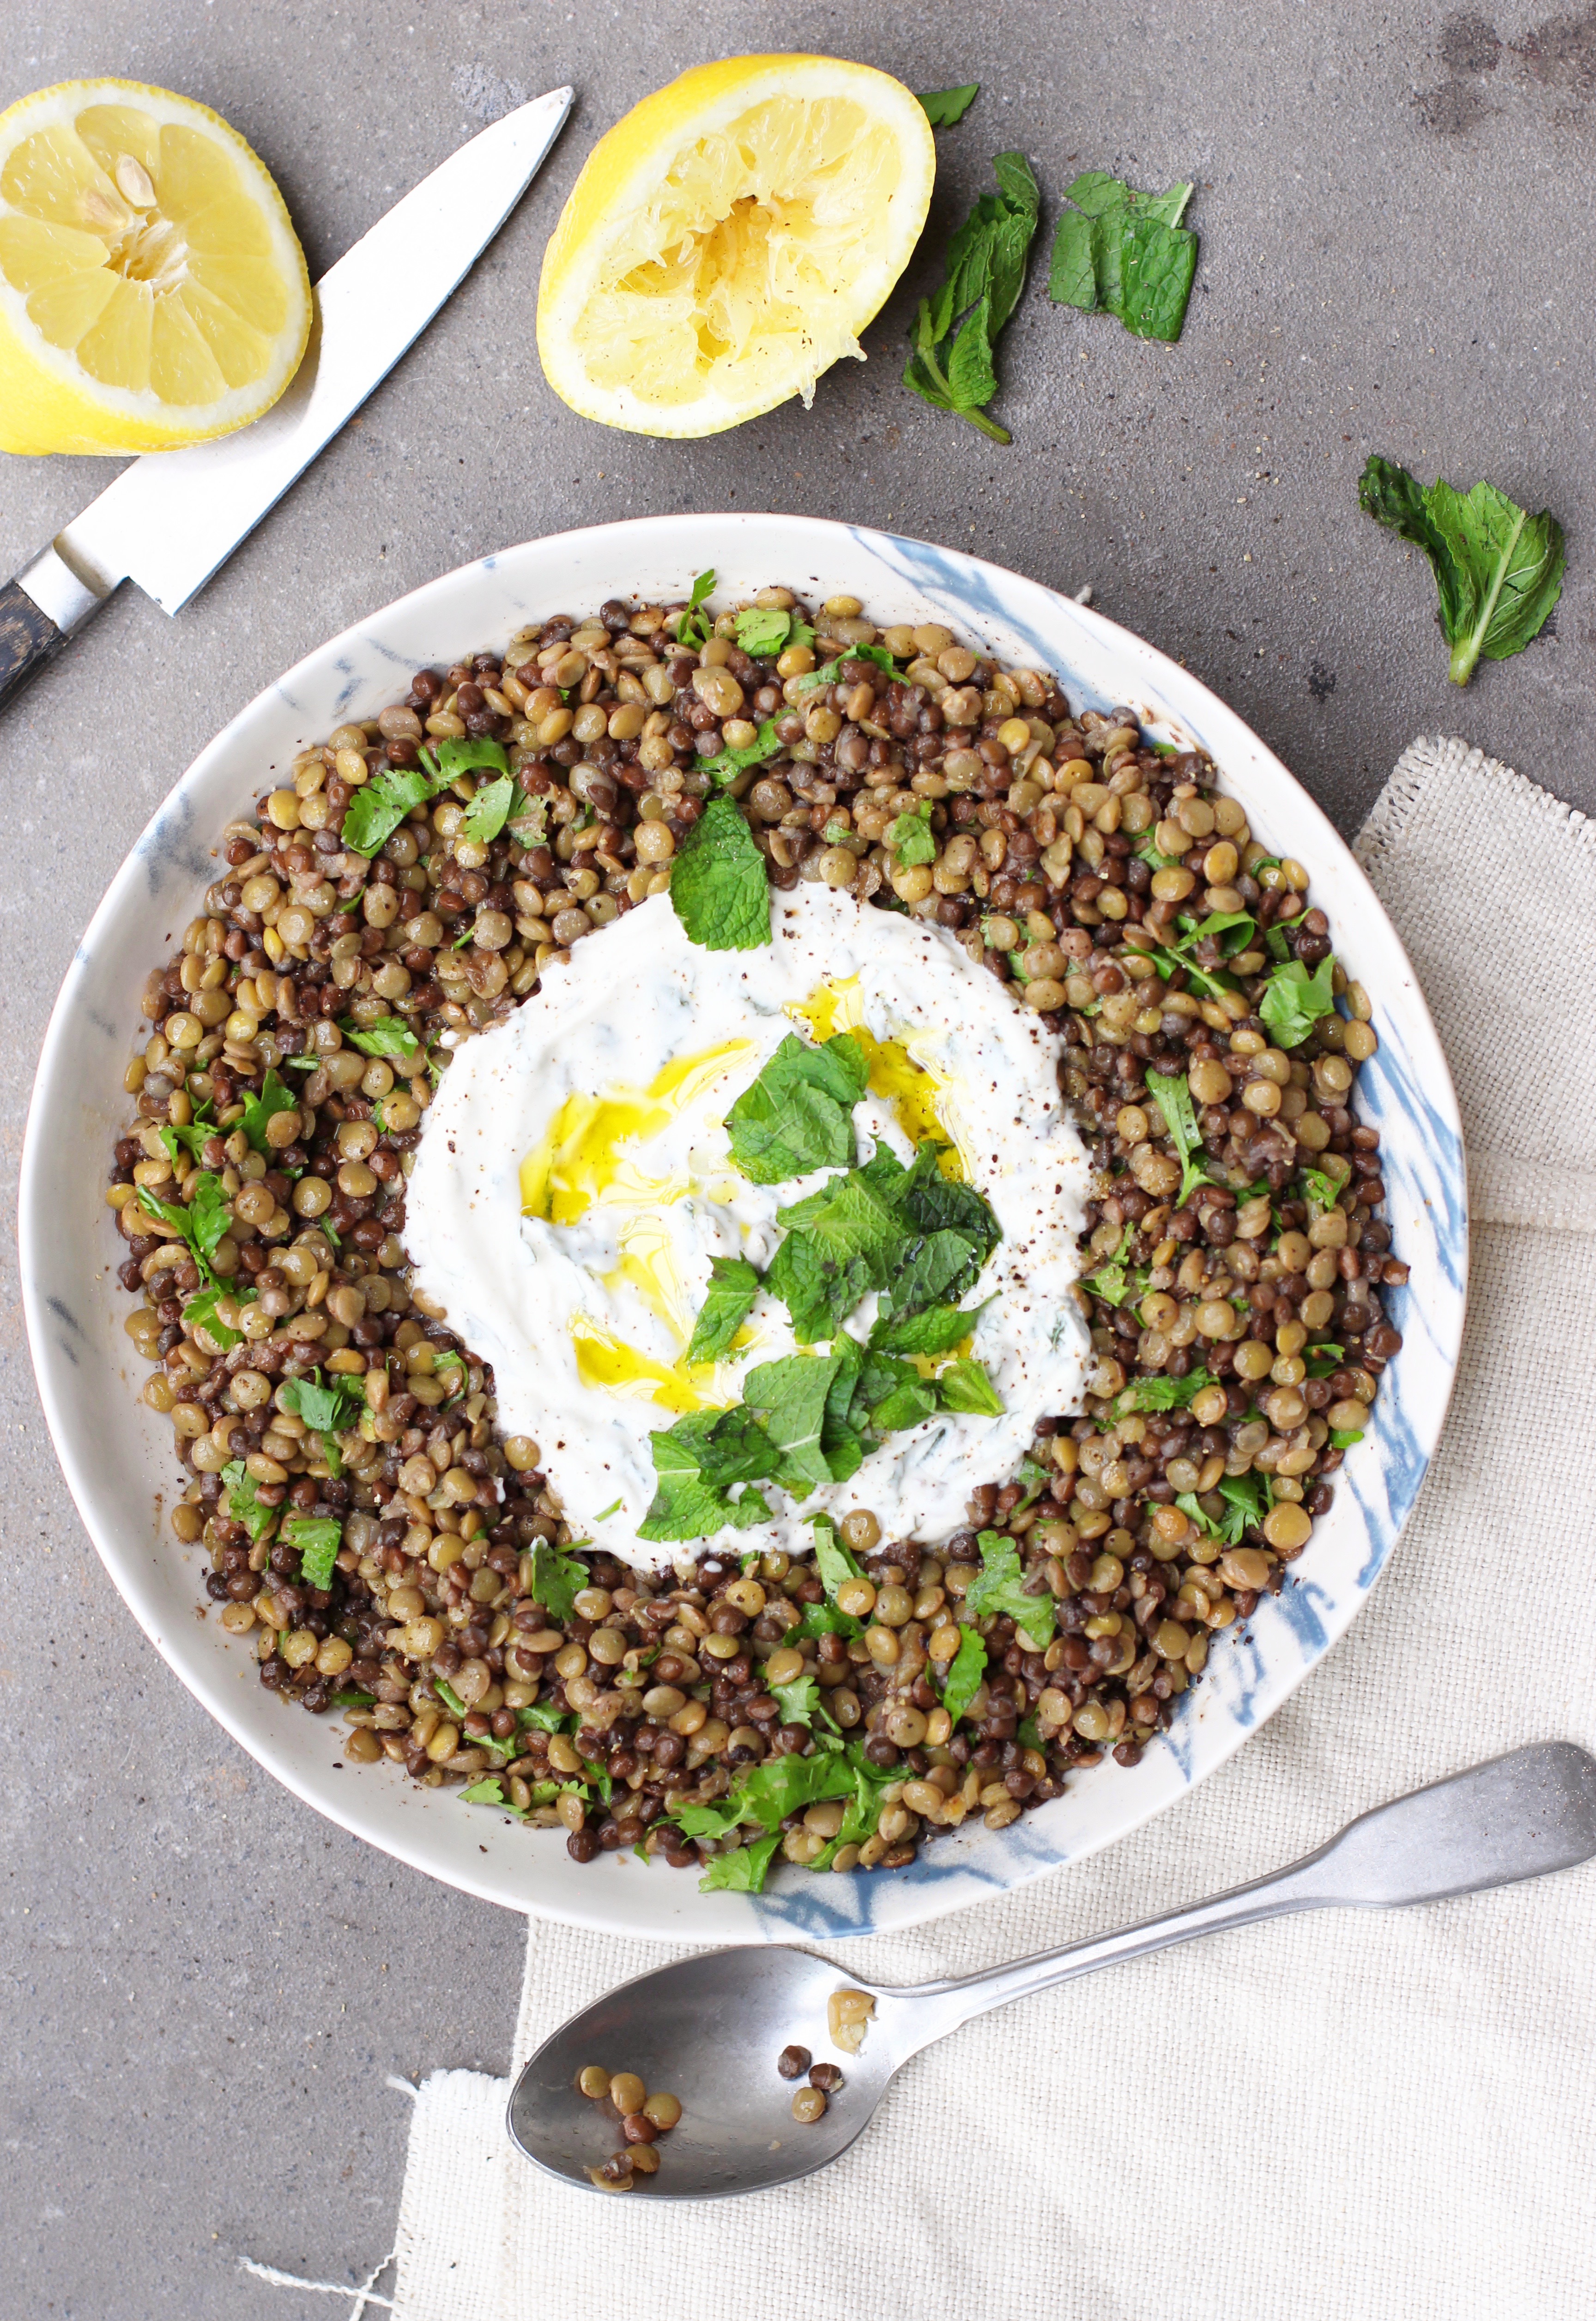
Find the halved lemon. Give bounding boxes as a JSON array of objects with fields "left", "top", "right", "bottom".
[
  {"left": 538, "top": 54, "right": 936, "bottom": 437},
  {"left": 0, "top": 79, "right": 311, "bottom": 455}
]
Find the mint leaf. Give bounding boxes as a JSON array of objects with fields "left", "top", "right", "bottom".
[
  {"left": 1048, "top": 172, "right": 1198, "bottom": 342},
  {"left": 764, "top": 1228, "right": 873, "bottom": 1345},
  {"left": 936, "top": 1357, "right": 1004, "bottom": 1416},
  {"left": 282, "top": 1513, "right": 341, "bottom": 1590},
  {"left": 941, "top": 1626, "right": 987, "bottom": 1723},
  {"left": 676, "top": 568, "right": 715, "bottom": 648},
  {"left": 461, "top": 774, "right": 516, "bottom": 844},
  {"left": 637, "top": 1412, "right": 774, "bottom": 1543},
  {"left": 870, "top": 1300, "right": 987, "bottom": 1357},
  {"left": 527, "top": 1539, "right": 587, "bottom": 1619},
  {"left": 241, "top": 1067, "right": 298, "bottom": 1155},
  {"left": 1144, "top": 1069, "right": 1212, "bottom": 1205},
  {"left": 1258, "top": 957, "right": 1336, "bottom": 1050},
  {"left": 1358, "top": 455, "right": 1565, "bottom": 685},
  {"left": 903, "top": 151, "right": 1040, "bottom": 444},
  {"left": 341, "top": 1013, "right": 421, "bottom": 1061},
  {"left": 887, "top": 804, "right": 937, "bottom": 866},
  {"left": 698, "top": 1829, "right": 784, "bottom": 1893},
  {"left": 221, "top": 1459, "right": 278, "bottom": 1545},
  {"left": 869, "top": 1370, "right": 938, "bottom": 1432},
  {"left": 684, "top": 1256, "right": 761, "bottom": 1366},
  {"left": 967, "top": 1530, "right": 1055, "bottom": 1644},
  {"left": 669, "top": 795, "right": 771, "bottom": 952},
  {"left": 743, "top": 1353, "right": 843, "bottom": 1494},
  {"left": 725, "top": 1030, "right": 866, "bottom": 1182},
  {"left": 918, "top": 83, "right": 979, "bottom": 126}
]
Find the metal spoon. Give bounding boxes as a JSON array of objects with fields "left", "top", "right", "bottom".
[{"left": 507, "top": 1741, "right": 1596, "bottom": 2200}]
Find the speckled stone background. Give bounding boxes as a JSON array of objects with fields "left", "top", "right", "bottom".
[{"left": 2, "top": 3, "right": 1591, "bottom": 2312}]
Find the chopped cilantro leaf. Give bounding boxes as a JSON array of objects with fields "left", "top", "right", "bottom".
[
  {"left": 282, "top": 1513, "right": 341, "bottom": 1590},
  {"left": 887, "top": 804, "right": 937, "bottom": 866},
  {"left": 1144, "top": 1069, "right": 1212, "bottom": 1206},
  {"left": 940, "top": 1626, "right": 987, "bottom": 1723},
  {"left": 340, "top": 1013, "right": 421, "bottom": 1060},
  {"left": 526, "top": 1539, "right": 587, "bottom": 1620},
  {"left": 1259, "top": 956, "right": 1336, "bottom": 1049},
  {"left": 221, "top": 1460, "right": 277, "bottom": 1544},
  {"left": 460, "top": 774, "right": 517, "bottom": 844},
  {"left": 241, "top": 1067, "right": 299, "bottom": 1154},
  {"left": 698, "top": 1829, "right": 784, "bottom": 1893},
  {"left": 676, "top": 568, "right": 715, "bottom": 648},
  {"left": 967, "top": 1529, "right": 1056, "bottom": 1644}
]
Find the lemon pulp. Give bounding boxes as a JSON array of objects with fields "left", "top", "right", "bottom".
[
  {"left": 538, "top": 55, "right": 936, "bottom": 437},
  {"left": 0, "top": 79, "right": 310, "bottom": 453}
]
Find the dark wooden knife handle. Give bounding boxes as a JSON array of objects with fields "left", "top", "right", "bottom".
[{"left": 0, "top": 575, "right": 68, "bottom": 713}]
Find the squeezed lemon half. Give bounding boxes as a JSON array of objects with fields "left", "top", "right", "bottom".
[
  {"left": 0, "top": 78, "right": 311, "bottom": 454},
  {"left": 537, "top": 54, "right": 936, "bottom": 437}
]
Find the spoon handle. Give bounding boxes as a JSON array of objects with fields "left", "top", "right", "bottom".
[{"left": 891, "top": 1742, "right": 1596, "bottom": 2053}]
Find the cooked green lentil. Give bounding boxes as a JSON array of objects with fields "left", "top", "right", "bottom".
[{"left": 106, "top": 585, "right": 1403, "bottom": 1883}]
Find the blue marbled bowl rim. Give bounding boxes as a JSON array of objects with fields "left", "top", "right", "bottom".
[{"left": 20, "top": 512, "right": 1468, "bottom": 1944}]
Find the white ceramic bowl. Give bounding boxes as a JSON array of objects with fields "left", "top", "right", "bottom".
[{"left": 20, "top": 514, "right": 1468, "bottom": 1943}]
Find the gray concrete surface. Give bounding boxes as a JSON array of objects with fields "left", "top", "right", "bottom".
[{"left": 2, "top": 2, "right": 1591, "bottom": 2313}]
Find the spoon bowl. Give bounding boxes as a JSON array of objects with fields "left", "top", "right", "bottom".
[
  {"left": 507, "top": 1945, "right": 902, "bottom": 2199},
  {"left": 507, "top": 1742, "right": 1596, "bottom": 2199}
]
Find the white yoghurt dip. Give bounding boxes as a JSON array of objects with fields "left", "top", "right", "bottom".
[{"left": 403, "top": 884, "right": 1090, "bottom": 1570}]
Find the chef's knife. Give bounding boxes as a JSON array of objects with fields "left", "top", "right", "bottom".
[{"left": 0, "top": 85, "right": 573, "bottom": 714}]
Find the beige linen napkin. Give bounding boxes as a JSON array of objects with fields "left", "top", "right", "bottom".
[{"left": 388, "top": 739, "right": 1596, "bottom": 2321}]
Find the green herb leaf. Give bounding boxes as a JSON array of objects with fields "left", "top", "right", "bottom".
[
  {"left": 1083, "top": 1222, "right": 1137, "bottom": 1306},
  {"left": 811, "top": 1513, "right": 863, "bottom": 1600},
  {"left": 698, "top": 1829, "right": 783, "bottom": 1894},
  {"left": 785, "top": 1602, "right": 863, "bottom": 1645},
  {"left": 221, "top": 1459, "right": 278, "bottom": 1544},
  {"left": 676, "top": 568, "right": 716, "bottom": 648},
  {"left": 1258, "top": 957, "right": 1336, "bottom": 1050},
  {"left": 1143, "top": 1069, "right": 1212, "bottom": 1205},
  {"left": 241, "top": 1067, "right": 298, "bottom": 1155},
  {"left": 886, "top": 804, "right": 937, "bottom": 866},
  {"left": 733, "top": 606, "right": 800, "bottom": 658},
  {"left": 182, "top": 1282, "right": 255, "bottom": 1350},
  {"left": 526, "top": 1539, "right": 587, "bottom": 1620},
  {"left": 1112, "top": 1368, "right": 1216, "bottom": 1419},
  {"left": 918, "top": 83, "right": 979, "bottom": 126},
  {"left": 771, "top": 1675, "right": 825, "bottom": 1730},
  {"left": 936, "top": 1356, "right": 1004, "bottom": 1416},
  {"left": 725, "top": 1030, "right": 867, "bottom": 1182},
  {"left": 282, "top": 1513, "right": 341, "bottom": 1590},
  {"left": 280, "top": 1367, "right": 363, "bottom": 1437},
  {"left": 637, "top": 1411, "right": 774, "bottom": 1543},
  {"left": 1216, "top": 1470, "right": 1273, "bottom": 1541},
  {"left": 715, "top": 1747, "right": 859, "bottom": 1833},
  {"left": 433, "top": 1676, "right": 468, "bottom": 1720},
  {"left": 669, "top": 794, "right": 772, "bottom": 952},
  {"left": 1357, "top": 454, "right": 1566, "bottom": 686},
  {"left": 683, "top": 1255, "right": 761, "bottom": 1366},
  {"left": 903, "top": 151, "right": 1040, "bottom": 443},
  {"left": 340, "top": 1012, "right": 421, "bottom": 1061},
  {"left": 941, "top": 1626, "right": 988, "bottom": 1723},
  {"left": 460, "top": 774, "right": 517, "bottom": 844},
  {"left": 870, "top": 1300, "right": 986, "bottom": 1357},
  {"left": 341, "top": 764, "right": 437, "bottom": 856},
  {"left": 1048, "top": 172, "right": 1198, "bottom": 342},
  {"left": 136, "top": 1171, "right": 233, "bottom": 1285},
  {"left": 743, "top": 1352, "right": 844, "bottom": 1494},
  {"left": 518, "top": 1701, "right": 577, "bottom": 1735},
  {"left": 1330, "top": 1428, "right": 1365, "bottom": 1449},
  {"left": 696, "top": 717, "right": 786, "bottom": 784},
  {"left": 459, "top": 1776, "right": 527, "bottom": 1817},
  {"left": 966, "top": 1530, "right": 1055, "bottom": 1644}
]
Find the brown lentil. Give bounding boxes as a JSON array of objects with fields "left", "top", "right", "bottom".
[{"left": 109, "top": 587, "right": 1398, "bottom": 1891}]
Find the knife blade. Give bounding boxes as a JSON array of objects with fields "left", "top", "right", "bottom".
[{"left": 0, "top": 86, "right": 573, "bottom": 711}]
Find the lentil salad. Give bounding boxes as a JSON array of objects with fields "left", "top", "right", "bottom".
[{"left": 105, "top": 584, "right": 1404, "bottom": 1889}]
